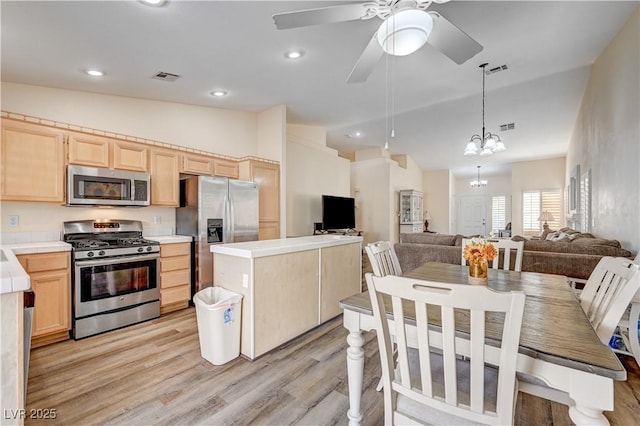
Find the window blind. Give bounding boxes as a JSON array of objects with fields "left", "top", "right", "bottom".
[
  {"left": 491, "top": 196, "right": 506, "bottom": 230},
  {"left": 523, "top": 189, "right": 562, "bottom": 236}
]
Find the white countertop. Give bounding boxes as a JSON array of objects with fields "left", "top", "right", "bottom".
[
  {"left": 0, "top": 242, "right": 71, "bottom": 294},
  {"left": 151, "top": 235, "right": 193, "bottom": 244},
  {"left": 210, "top": 235, "right": 363, "bottom": 259}
]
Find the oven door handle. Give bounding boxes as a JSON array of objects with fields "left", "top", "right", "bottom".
[{"left": 75, "top": 253, "right": 160, "bottom": 267}]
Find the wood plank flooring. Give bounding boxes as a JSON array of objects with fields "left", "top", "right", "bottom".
[{"left": 25, "top": 307, "right": 640, "bottom": 425}]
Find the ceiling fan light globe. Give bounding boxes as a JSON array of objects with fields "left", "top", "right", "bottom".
[{"left": 377, "top": 10, "right": 433, "bottom": 56}]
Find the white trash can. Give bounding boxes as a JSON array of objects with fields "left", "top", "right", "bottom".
[{"left": 194, "top": 286, "right": 243, "bottom": 365}]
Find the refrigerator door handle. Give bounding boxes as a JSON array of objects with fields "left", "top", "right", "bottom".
[{"left": 225, "top": 192, "right": 234, "bottom": 243}]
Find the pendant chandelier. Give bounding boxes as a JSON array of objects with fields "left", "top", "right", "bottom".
[
  {"left": 470, "top": 165, "right": 488, "bottom": 187},
  {"left": 464, "top": 63, "right": 506, "bottom": 156}
]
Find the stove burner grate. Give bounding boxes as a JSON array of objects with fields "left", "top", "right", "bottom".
[{"left": 73, "top": 239, "right": 110, "bottom": 249}]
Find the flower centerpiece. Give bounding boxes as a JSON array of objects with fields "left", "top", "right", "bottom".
[{"left": 463, "top": 239, "right": 498, "bottom": 285}]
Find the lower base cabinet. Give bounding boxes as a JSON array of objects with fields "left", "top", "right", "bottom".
[
  {"left": 214, "top": 241, "right": 362, "bottom": 359},
  {"left": 17, "top": 252, "right": 71, "bottom": 348},
  {"left": 160, "top": 242, "right": 191, "bottom": 314}
]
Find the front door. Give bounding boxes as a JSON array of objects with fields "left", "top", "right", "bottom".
[{"left": 459, "top": 195, "right": 487, "bottom": 236}]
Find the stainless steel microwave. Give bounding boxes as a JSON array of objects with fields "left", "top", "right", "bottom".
[{"left": 67, "top": 165, "right": 150, "bottom": 207}]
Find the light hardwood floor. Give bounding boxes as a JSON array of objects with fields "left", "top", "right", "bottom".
[{"left": 26, "top": 257, "right": 640, "bottom": 425}]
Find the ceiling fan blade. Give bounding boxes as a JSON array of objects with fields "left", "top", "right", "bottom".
[
  {"left": 273, "top": 3, "right": 373, "bottom": 30},
  {"left": 347, "top": 32, "right": 384, "bottom": 84},
  {"left": 427, "top": 11, "right": 483, "bottom": 64}
]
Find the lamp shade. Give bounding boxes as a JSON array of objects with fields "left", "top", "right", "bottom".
[
  {"left": 377, "top": 10, "right": 433, "bottom": 56},
  {"left": 537, "top": 211, "right": 555, "bottom": 222},
  {"left": 424, "top": 210, "right": 432, "bottom": 221}
]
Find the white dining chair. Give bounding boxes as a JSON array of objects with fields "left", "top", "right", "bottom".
[
  {"left": 461, "top": 238, "right": 524, "bottom": 272},
  {"left": 365, "top": 241, "right": 402, "bottom": 277},
  {"left": 608, "top": 254, "right": 640, "bottom": 365},
  {"left": 579, "top": 256, "right": 640, "bottom": 345},
  {"left": 366, "top": 273, "right": 526, "bottom": 425}
]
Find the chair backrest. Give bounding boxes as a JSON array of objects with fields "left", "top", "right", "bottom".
[
  {"left": 366, "top": 273, "right": 525, "bottom": 425},
  {"left": 365, "top": 241, "right": 402, "bottom": 277},
  {"left": 579, "top": 256, "right": 640, "bottom": 344},
  {"left": 460, "top": 238, "right": 524, "bottom": 272}
]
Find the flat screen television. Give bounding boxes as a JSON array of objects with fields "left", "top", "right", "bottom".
[{"left": 322, "top": 195, "right": 355, "bottom": 231}]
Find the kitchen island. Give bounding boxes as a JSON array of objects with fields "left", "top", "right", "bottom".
[{"left": 211, "top": 235, "right": 362, "bottom": 359}]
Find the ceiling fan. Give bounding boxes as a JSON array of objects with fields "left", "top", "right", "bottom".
[{"left": 272, "top": 0, "right": 483, "bottom": 84}]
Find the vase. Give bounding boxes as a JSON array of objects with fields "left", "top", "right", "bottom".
[{"left": 468, "top": 258, "right": 488, "bottom": 285}]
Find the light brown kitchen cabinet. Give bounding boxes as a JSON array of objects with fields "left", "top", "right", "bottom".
[
  {"left": 17, "top": 252, "right": 71, "bottom": 348},
  {"left": 1, "top": 119, "right": 65, "bottom": 203},
  {"left": 160, "top": 242, "right": 191, "bottom": 314},
  {"left": 239, "top": 160, "right": 280, "bottom": 239},
  {"left": 150, "top": 148, "right": 179, "bottom": 206},
  {"left": 213, "top": 158, "right": 239, "bottom": 179},
  {"left": 68, "top": 133, "right": 148, "bottom": 172},
  {"left": 112, "top": 140, "right": 148, "bottom": 172},
  {"left": 180, "top": 153, "right": 213, "bottom": 175},
  {"left": 67, "top": 133, "right": 111, "bottom": 168}
]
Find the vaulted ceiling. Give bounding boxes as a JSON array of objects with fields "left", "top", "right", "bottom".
[{"left": 2, "top": 1, "right": 637, "bottom": 178}]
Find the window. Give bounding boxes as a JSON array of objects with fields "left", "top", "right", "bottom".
[
  {"left": 491, "top": 196, "right": 506, "bottom": 230},
  {"left": 522, "top": 190, "right": 562, "bottom": 237}
]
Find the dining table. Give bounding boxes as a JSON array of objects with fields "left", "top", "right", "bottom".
[{"left": 340, "top": 262, "right": 627, "bottom": 426}]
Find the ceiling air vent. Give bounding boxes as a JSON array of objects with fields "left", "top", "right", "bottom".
[
  {"left": 500, "top": 123, "right": 515, "bottom": 132},
  {"left": 152, "top": 71, "right": 181, "bottom": 82},
  {"left": 485, "top": 64, "right": 508, "bottom": 75}
]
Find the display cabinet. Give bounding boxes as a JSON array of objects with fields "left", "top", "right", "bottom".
[{"left": 399, "top": 190, "right": 423, "bottom": 233}]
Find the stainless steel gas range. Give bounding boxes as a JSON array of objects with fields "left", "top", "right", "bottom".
[{"left": 63, "top": 219, "right": 160, "bottom": 339}]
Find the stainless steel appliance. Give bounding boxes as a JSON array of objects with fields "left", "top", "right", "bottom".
[
  {"left": 67, "top": 165, "right": 150, "bottom": 206},
  {"left": 176, "top": 176, "right": 259, "bottom": 292},
  {"left": 63, "top": 219, "right": 160, "bottom": 339}
]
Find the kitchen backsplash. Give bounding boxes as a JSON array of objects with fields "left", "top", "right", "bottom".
[{"left": 1, "top": 202, "right": 176, "bottom": 244}]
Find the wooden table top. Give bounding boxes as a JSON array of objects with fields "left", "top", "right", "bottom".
[{"left": 340, "top": 262, "right": 626, "bottom": 380}]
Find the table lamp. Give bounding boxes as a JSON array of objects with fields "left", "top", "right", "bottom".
[
  {"left": 424, "top": 210, "right": 432, "bottom": 232},
  {"left": 537, "top": 211, "right": 555, "bottom": 231}
]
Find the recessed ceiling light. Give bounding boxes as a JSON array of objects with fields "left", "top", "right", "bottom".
[
  {"left": 139, "top": 0, "right": 168, "bottom": 6},
  {"left": 210, "top": 90, "right": 228, "bottom": 97},
  {"left": 86, "top": 69, "right": 104, "bottom": 77},
  {"left": 285, "top": 50, "right": 304, "bottom": 60},
  {"left": 347, "top": 131, "right": 364, "bottom": 139}
]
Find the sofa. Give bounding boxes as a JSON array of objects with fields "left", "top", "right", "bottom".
[{"left": 395, "top": 229, "right": 634, "bottom": 281}]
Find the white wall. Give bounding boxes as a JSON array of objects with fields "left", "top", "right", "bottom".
[
  {"left": 511, "top": 157, "right": 566, "bottom": 237},
  {"left": 351, "top": 149, "right": 423, "bottom": 244},
  {"left": 351, "top": 159, "right": 391, "bottom": 244},
  {"left": 1, "top": 83, "right": 259, "bottom": 158},
  {"left": 389, "top": 155, "right": 423, "bottom": 243},
  {"left": 423, "top": 170, "right": 450, "bottom": 234},
  {"left": 258, "top": 105, "right": 287, "bottom": 237},
  {"left": 566, "top": 7, "right": 639, "bottom": 253},
  {"left": 286, "top": 140, "right": 351, "bottom": 237}
]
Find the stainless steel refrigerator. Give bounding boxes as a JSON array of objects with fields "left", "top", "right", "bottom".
[{"left": 176, "top": 176, "right": 259, "bottom": 293}]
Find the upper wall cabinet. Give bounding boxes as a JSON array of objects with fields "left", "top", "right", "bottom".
[
  {"left": 180, "top": 153, "right": 213, "bottom": 175},
  {"left": 240, "top": 160, "right": 280, "bottom": 239},
  {"left": 180, "top": 153, "right": 239, "bottom": 179},
  {"left": 1, "top": 119, "right": 65, "bottom": 203},
  {"left": 150, "top": 148, "right": 179, "bottom": 207},
  {"left": 213, "top": 158, "right": 239, "bottom": 179},
  {"left": 68, "top": 132, "right": 149, "bottom": 172}
]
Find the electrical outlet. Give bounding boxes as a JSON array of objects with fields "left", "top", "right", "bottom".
[
  {"left": 242, "top": 274, "right": 249, "bottom": 288},
  {"left": 8, "top": 215, "right": 19, "bottom": 228},
  {"left": 153, "top": 215, "right": 161, "bottom": 225}
]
